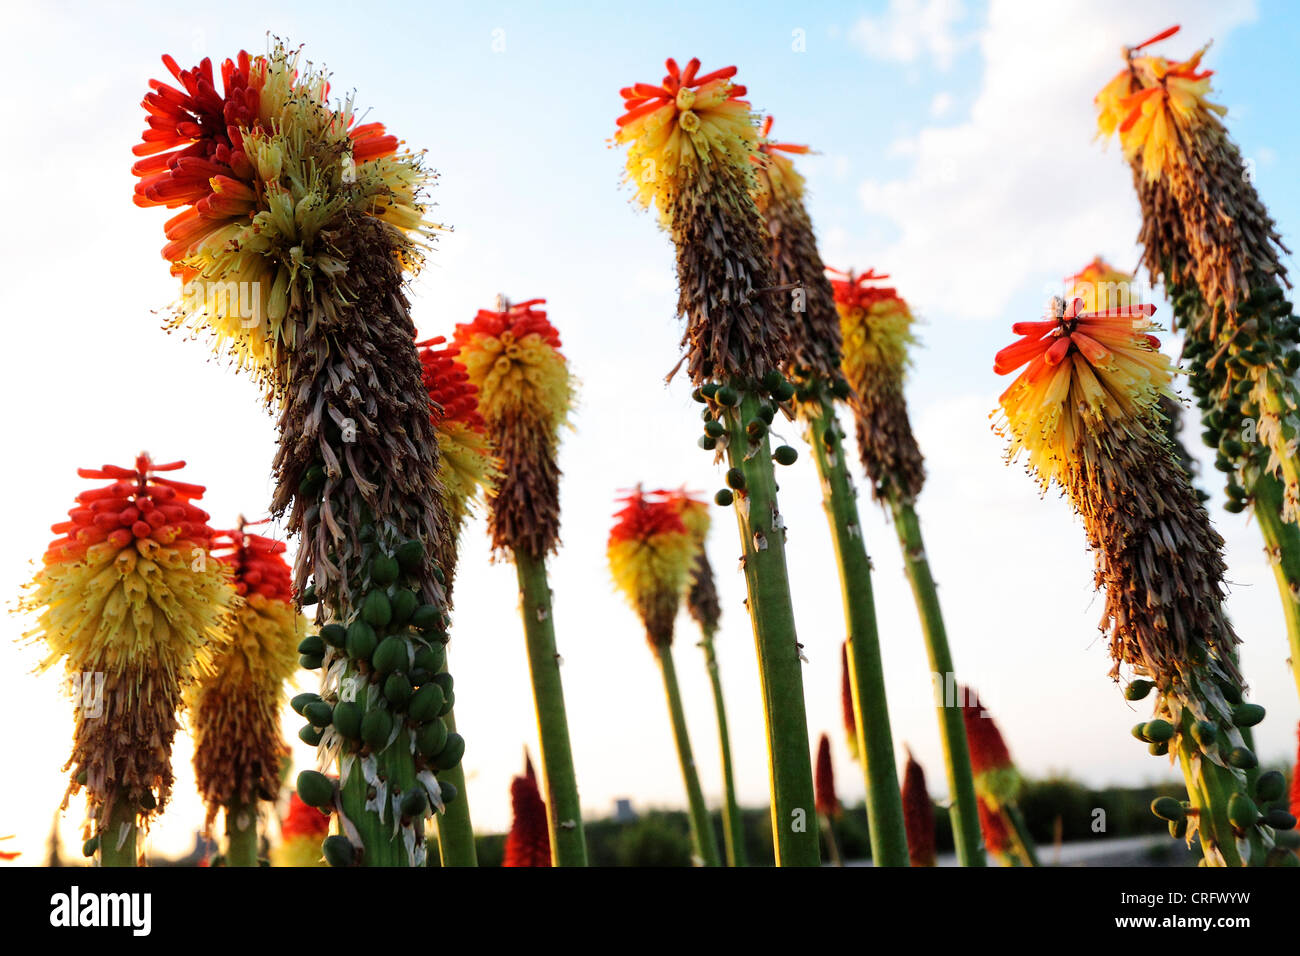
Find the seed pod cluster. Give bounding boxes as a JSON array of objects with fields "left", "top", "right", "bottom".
[
  {"left": 694, "top": 376, "right": 801, "bottom": 506},
  {"left": 293, "top": 538, "right": 463, "bottom": 866}
]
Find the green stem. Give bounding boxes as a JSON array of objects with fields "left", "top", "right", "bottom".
[
  {"left": 1174, "top": 709, "right": 1244, "bottom": 867},
  {"left": 1003, "top": 803, "right": 1040, "bottom": 867},
  {"left": 515, "top": 549, "right": 588, "bottom": 866},
  {"left": 887, "top": 493, "right": 987, "bottom": 868},
  {"left": 1251, "top": 473, "right": 1300, "bottom": 704},
  {"left": 339, "top": 687, "right": 420, "bottom": 866},
  {"left": 820, "top": 814, "right": 844, "bottom": 866},
  {"left": 434, "top": 707, "right": 478, "bottom": 866},
  {"left": 723, "top": 388, "right": 820, "bottom": 866},
  {"left": 99, "top": 799, "right": 138, "bottom": 868},
  {"left": 657, "top": 643, "right": 722, "bottom": 867},
  {"left": 225, "top": 799, "right": 259, "bottom": 868},
  {"left": 699, "top": 626, "right": 747, "bottom": 866},
  {"left": 806, "top": 398, "right": 910, "bottom": 866}
]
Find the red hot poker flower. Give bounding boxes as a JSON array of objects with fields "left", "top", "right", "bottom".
[
  {"left": 210, "top": 522, "right": 293, "bottom": 604},
  {"left": 814, "top": 733, "right": 839, "bottom": 818},
  {"left": 503, "top": 754, "right": 551, "bottom": 867}
]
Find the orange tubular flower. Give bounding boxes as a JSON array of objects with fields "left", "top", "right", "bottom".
[
  {"left": 271, "top": 792, "right": 331, "bottom": 867},
  {"left": 454, "top": 299, "right": 574, "bottom": 559},
  {"left": 607, "top": 488, "right": 696, "bottom": 647},
  {"left": 901, "top": 750, "right": 937, "bottom": 867},
  {"left": 418, "top": 335, "right": 499, "bottom": 595},
  {"left": 190, "top": 522, "right": 304, "bottom": 832},
  {"left": 977, "top": 795, "right": 1013, "bottom": 859},
  {"left": 20, "top": 454, "right": 234, "bottom": 841},
  {"left": 503, "top": 754, "right": 551, "bottom": 868}
]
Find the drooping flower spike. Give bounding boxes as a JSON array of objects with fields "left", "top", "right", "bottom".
[
  {"left": 133, "top": 46, "right": 441, "bottom": 389},
  {"left": 995, "top": 299, "right": 1282, "bottom": 865},
  {"left": 607, "top": 487, "right": 696, "bottom": 647},
  {"left": 189, "top": 519, "right": 304, "bottom": 851},
  {"left": 958, "top": 690, "right": 1021, "bottom": 811},
  {"left": 503, "top": 753, "right": 551, "bottom": 868},
  {"left": 454, "top": 298, "right": 574, "bottom": 559},
  {"left": 19, "top": 454, "right": 234, "bottom": 861},
  {"left": 134, "top": 46, "right": 462, "bottom": 868}
]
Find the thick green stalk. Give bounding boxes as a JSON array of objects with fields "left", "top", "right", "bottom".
[
  {"left": 723, "top": 388, "right": 820, "bottom": 866},
  {"left": 225, "top": 800, "right": 259, "bottom": 867},
  {"left": 887, "top": 494, "right": 987, "bottom": 868},
  {"left": 699, "top": 626, "right": 747, "bottom": 866},
  {"left": 100, "top": 799, "right": 137, "bottom": 868},
  {"left": 339, "top": 695, "right": 419, "bottom": 866},
  {"left": 1251, "top": 474, "right": 1300, "bottom": 703},
  {"left": 1174, "top": 709, "right": 1244, "bottom": 867},
  {"left": 434, "top": 707, "right": 478, "bottom": 866},
  {"left": 515, "top": 549, "right": 588, "bottom": 866},
  {"left": 805, "top": 398, "right": 910, "bottom": 867},
  {"left": 656, "top": 643, "right": 721, "bottom": 867}
]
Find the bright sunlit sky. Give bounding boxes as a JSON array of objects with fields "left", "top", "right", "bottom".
[{"left": 2, "top": 0, "right": 1298, "bottom": 860}]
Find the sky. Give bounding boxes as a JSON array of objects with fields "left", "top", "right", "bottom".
[{"left": 1, "top": 0, "right": 1298, "bottom": 860}]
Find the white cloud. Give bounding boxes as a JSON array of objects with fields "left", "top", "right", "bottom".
[
  {"left": 851, "top": 0, "right": 969, "bottom": 71},
  {"left": 930, "top": 90, "right": 955, "bottom": 117},
  {"left": 841, "top": 0, "right": 1259, "bottom": 321}
]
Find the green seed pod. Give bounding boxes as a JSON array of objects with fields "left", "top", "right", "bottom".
[
  {"left": 395, "top": 539, "right": 425, "bottom": 570},
  {"left": 298, "top": 653, "right": 324, "bottom": 670},
  {"left": 760, "top": 370, "right": 784, "bottom": 392},
  {"left": 1223, "top": 499, "right": 1246, "bottom": 514},
  {"left": 704, "top": 420, "right": 725, "bottom": 438},
  {"left": 333, "top": 701, "right": 362, "bottom": 740},
  {"left": 384, "top": 672, "right": 413, "bottom": 707},
  {"left": 757, "top": 404, "right": 775, "bottom": 424},
  {"left": 691, "top": 386, "right": 707, "bottom": 404},
  {"left": 291, "top": 692, "right": 321, "bottom": 716},
  {"left": 390, "top": 589, "right": 418, "bottom": 625},
  {"left": 75, "top": 769, "right": 88, "bottom": 786},
  {"left": 438, "top": 689, "right": 456, "bottom": 716},
  {"left": 299, "top": 724, "right": 324, "bottom": 746},
  {"left": 1131, "top": 723, "right": 1149, "bottom": 741},
  {"left": 1168, "top": 817, "right": 1187, "bottom": 839},
  {"left": 362, "top": 590, "right": 393, "bottom": 628},
  {"left": 416, "top": 719, "right": 448, "bottom": 758},
  {"left": 346, "top": 620, "right": 378, "bottom": 662},
  {"left": 82, "top": 836, "right": 99, "bottom": 857},
  {"left": 725, "top": 468, "right": 746, "bottom": 490},
  {"left": 370, "top": 554, "right": 400, "bottom": 585},
  {"left": 1148, "top": 741, "right": 1169, "bottom": 756},
  {"left": 1150, "top": 796, "right": 1185, "bottom": 822},
  {"left": 409, "top": 683, "right": 446, "bottom": 723},
  {"left": 715, "top": 385, "right": 739, "bottom": 407},
  {"left": 1264, "top": 809, "right": 1297, "bottom": 830},
  {"left": 1256, "top": 770, "right": 1286, "bottom": 803},
  {"left": 773, "top": 380, "right": 795, "bottom": 402},
  {"left": 413, "top": 643, "right": 446, "bottom": 675},
  {"left": 1123, "top": 680, "right": 1154, "bottom": 701},
  {"left": 299, "top": 464, "right": 325, "bottom": 497},
  {"left": 139, "top": 790, "right": 157, "bottom": 810},
  {"left": 1143, "top": 719, "right": 1175, "bottom": 743},
  {"left": 831, "top": 378, "right": 852, "bottom": 400},
  {"left": 297, "top": 770, "right": 334, "bottom": 808},
  {"left": 400, "top": 788, "right": 428, "bottom": 818},
  {"left": 1227, "top": 746, "right": 1258, "bottom": 770},
  {"left": 715, "top": 488, "right": 734, "bottom": 506},
  {"left": 410, "top": 604, "right": 442, "bottom": 631},
  {"left": 361, "top": 708, "right": 395, "bottom": 750},
  {"left": 700, "top": 382, "right": 720, "bottom": 399},
  {"left": 299, "top": 583, "right": 319, "bottom": 607},
  {"left": 1190, "top": 720, "right": 1218, "bottom": 751},
  {"left": 297, "top": 634, "right": 325, "bottom": 657},
  {"left": 319, "top": 623, "right": 347, "bottom": 648},
  {"left": 322, "top": 835, "right": 355, "bottom": 867},
  {"left": 440, "top": 780, "right": 459, "bottom": 805},
  {"left": 1227, "top": 792, "right": 1260, "bottom": 828},
  {"left": 698, "top": 435, "right": 717, "bottom": 451},
  {"left": 433, "top": 733, "right": 466, "bottom": 771},
  {"left": 1232, "top": 703, "right": 1265, "bottom": 727},
  {"left": 303, "top": 701, "right": 334, "bottom": 727},
  {"left": 433, "top": 672, "right": 454, "bottom": 697},
  {"left": 372, "top": 636, "right": 407, "bottom": 675},
  {"left": 746, "top": 418, "right": 767, "bottom": 439},
  {"left": 773, "top": 445, "right": 798, "bottom": 466}
]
